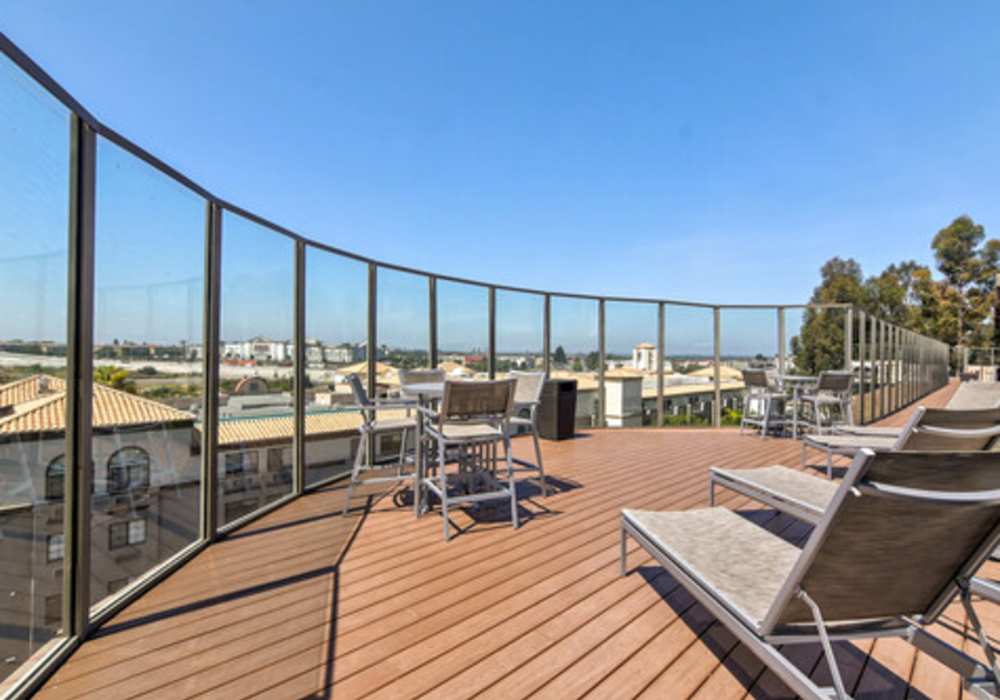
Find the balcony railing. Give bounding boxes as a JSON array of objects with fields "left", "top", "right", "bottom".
[{"left": 0, "top": 32, "right": 952, "bottom": 699}]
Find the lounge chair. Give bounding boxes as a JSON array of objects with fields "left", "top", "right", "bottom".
[
  {"left": 622, "top": 449, "right": 1000, "bottom": 700},
  {"left": 801, "top": 406, "right": 1000, "bottom": 477}
]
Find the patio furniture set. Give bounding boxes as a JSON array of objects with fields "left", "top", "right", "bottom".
[
  {"left": 342, "top": 369, "right": 549, "bottom": 540},
  {"left": 740, "top": 368, "right": 855, "bottom": 440}
]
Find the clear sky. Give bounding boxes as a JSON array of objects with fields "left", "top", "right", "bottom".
[{"left": 2, "top": 2, "right": 999, "bottom": 354}]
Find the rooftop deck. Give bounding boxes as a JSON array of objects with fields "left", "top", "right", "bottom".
[{"left": 37, "top": 380, "right": 999, "bottom": 700}]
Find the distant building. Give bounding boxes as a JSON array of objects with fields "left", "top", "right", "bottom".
[
  {"left": 632, "top": 343, "right": 656, "bottom": 372},
  {"left": 222, "top": 337, "right": 291, "bottom": 364},
  {"left": 324, "top": 343, "right": 365, "bottom": 365}
]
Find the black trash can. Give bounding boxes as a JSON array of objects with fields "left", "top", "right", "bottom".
[{"left": 538, "top": 379, "right": 577, "bottom": 440}]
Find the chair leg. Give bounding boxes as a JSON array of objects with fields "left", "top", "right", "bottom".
[
  {"left": 800, "top": 440, "right": 807, "bottom": 468},
  {"left": 761, "top": 396, "right": 770, "bottom": 439},
  {"left": 505, "top": 436, "right": 520, "bottom": 530},
  {"left": 343, "top": 433, "right": 367, "bottom": 516},
  {"left": 826, "top": 450, "right": 833, "bottom": 480},
  {"left": 531, "top": 425, "right": 548, "bottom": 496},
  {"left": 398, "top": 427, "right": 408, "bottom": 465},
  {"left": 439, "top": 441, "right": 450, "bottom": 541}
]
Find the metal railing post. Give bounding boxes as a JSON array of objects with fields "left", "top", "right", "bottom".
[
  {"left": 879, "top": 320, "right": 887, "bottom": 417},
  {"left": 543, "top": 294, "right": 551, "bottom": 378},
  {"left": 366, "top": 264, "right": 377, "bottom": 466},
  {"left": 713, "top": 306, "right": 721, "bottom": 428},
  {"left": 656, "top": 302, "right": 665, "bottom": 427},
  {"left": 488, "top": 286, "right": 496, "bottom": 379},
  {"left": 777, "top": 306, "right": 786, "bottom": 377},
  {"left": 65, "top": 113, "right": 96, "bottom": 638},
  {"left": 870, "top": 314, "right": 879, "bottom": 420},
  {"left": 857, "top": 311, "right": 867, "bottom": 424},
  {"left": 598, "top": 299, "right": 606, "bottom": 428},
  {"left": 293, "top": 240, "right": 306, "bottom": 495},
  {"left": 844, "top": 307, "right": 853, "bottom": 372},
  {"left": 200, "top": 202, "right": 221, "bottom": 541},
  {"left": 428, "top": 276, "right": 438, "bottom": 369}
]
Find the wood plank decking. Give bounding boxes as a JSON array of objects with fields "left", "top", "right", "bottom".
[{"left": 38, "top": 379, "right": 1000, "bottom": 700}]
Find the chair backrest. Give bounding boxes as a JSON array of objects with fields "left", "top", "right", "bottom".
[
  {"left": 439, "top": 379, "right": 515, "bottom": 424},
  {"left": 399, "top": 368, "right": 446, "bottom": 388},
  {"left": 893, "top": 406, "right": 1000, "bottom": 452},
  {"left": 346, "top": 374, "right": 371, "bottom": 408},
  {"left": 742, "top": 368, "right": 769, "bottom": 390},
  {"left": 511, "top": 371, "right": 546, "bottom": 405},
  {"left": 815, "top": 370, "right": 853, "bottom": 394},
  {"left": 763, "top": 449, "right": 1000, "bottom": 634}
]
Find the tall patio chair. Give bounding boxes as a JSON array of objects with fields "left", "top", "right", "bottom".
[
  {"left": 420, "top": 379, "right": 519, "bottom": 541},
  {"left": 802, "top": 405, "right": 1000, "bottom": 477},
  {"left": 739, "top": 368, "right": 787, "bottom": 437},
  {"left": 798, "top": 370, "right": 854, "bottom": 435},
  {"left": 507, "top": 371, "right": 549, "bottom": 496},
  {"left": 622, "top": 449, "right": 1000, "bottom": 700},
  {"left": 342, "top": 374, "right": 417, "bottom": 515}
]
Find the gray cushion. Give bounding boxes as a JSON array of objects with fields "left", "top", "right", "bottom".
[{"left": 623, "top": 507, "right": 799, "bottom": 631}]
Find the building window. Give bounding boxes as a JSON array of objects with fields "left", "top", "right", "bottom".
[
  {"left": 267, "top": 447, "right": 291, "bottom": 473},
  {"left": 107, "top": 447, "right": 151, "bottom": 494},
  {"left": 46, "top": 456, "right": 66, "bottom": 501},
  {"left": 47, "top": 534, "right": 65, "bottom": 562},
  {"left": 225, "top": 450, "right": 259, "bottom": 476},
  {"left": 109, "top": 517, "right": 147, "bottom": 550},
  {"left": 44, "top": 594, "right": 62, "bottom": 627}
]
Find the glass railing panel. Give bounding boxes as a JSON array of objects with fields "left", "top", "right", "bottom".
[
  {"left": 0, "top": 52, "right": 71, "bottom": 682},
  {"left": 91, "top": 138, "right": 205, "bottom": 608},
  {"left": 550, "top": 296, "right": 598, "bottom": 428},
  {"left": 603, "top": 302, "right": 658, "bottom": 427},
  {"left": 303, "top": 246, "right": 368, "bottom": 487},
  {"left": 495, "top": 290, "right": 544, "bottom": 375},
  {"left": 436, "top": 280, "right": 488, "bottom": 376},
  {"left": 720, "top": 308, "right": 778, "bottom": 425},
  {"left": 377, "top": 267, "right": 430, "bottom": 388},
  {"left": 218, "top": 212, "right": 294, "bottom": 526},
  {"left": 662, "top": 305, "right": 715, "bottom": 426}
]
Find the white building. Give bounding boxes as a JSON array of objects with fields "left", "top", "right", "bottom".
[
  {"left": 631, "top": 342, "right": 657, "bottom": 372},
  {"left": 222, "top": 337, "right": 291, "bottom": 364}
]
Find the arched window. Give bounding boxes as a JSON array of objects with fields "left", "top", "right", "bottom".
[
  {"left": 46, "top": 457, "right": 66, "bottom": 501},
  {"left": 106, "top": 447, "right": 151, "bottom": 494}
]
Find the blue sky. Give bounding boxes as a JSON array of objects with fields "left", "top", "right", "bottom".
[{"left": 2, "top": 2, "right": 999, "bottom": 355}]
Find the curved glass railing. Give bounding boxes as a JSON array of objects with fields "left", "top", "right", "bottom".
[{"left": 0, "top": 32, "right": 951, "bottom": 697}]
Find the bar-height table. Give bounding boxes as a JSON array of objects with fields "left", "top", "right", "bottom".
[
  {"left": 779, "top": 374, "right": 817, "bottom": 438},
  {"left": 399, "top": 381, "right": 444, "bottom": 516}
]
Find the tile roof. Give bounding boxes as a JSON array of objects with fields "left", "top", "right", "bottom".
[
  {"left": 0, "top": 374, "right": 195, "bottom": 435},
  {"left": 217, "top": 407, "right": 410, "bottom": 448}
]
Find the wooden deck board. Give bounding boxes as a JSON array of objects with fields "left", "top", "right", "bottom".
[{"left": 36, "top": 380, "right": 988, "bottom": 700}]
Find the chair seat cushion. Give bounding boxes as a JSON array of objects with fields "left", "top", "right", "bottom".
[
  {"left": 371, "top": 417, "right": 417, "bottom": 432},
  {"left": 711, "top": 466, "right": 836, "bottom": 521},
  {"left": 803, "top": 434, "right": 896, "bottom": 451},
  {"left": 429, "top": 422, "right": 504, "bottom": 441},
  {"left": 623, "top": 507, "right": 799, "bottom": 631}
]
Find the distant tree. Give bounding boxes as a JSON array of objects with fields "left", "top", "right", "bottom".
[
  {"left": 792, "top": 258, "right": 867, "bottom": 374},
  {"left": 94, "top": 365, "right": 136, "bottom": 393},
  {"left": 585, "top": 351, "right": 600, "bottom": 371},
  {"left": 553, "top": 345, "right": 567, "bottom": 366},
  {"left": 571, "top": 357, "right": 583, "bottom": 372},
  {"left": 931, "top": 216, "right": 991, "bottom": 345}
]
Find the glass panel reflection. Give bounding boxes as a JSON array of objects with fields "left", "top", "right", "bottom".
[
  {"left": 549, "top": 297, "right": 598, "bottom": 428},
  {"left": 91, "top": 137, "right": 205, "bottom": 608},
  {"left": 662, "top": 305, "right": 715, "bottom": 426},
  {"left": 0, "top": 52, "right": 70, "bottom": 680},
  {"left": 218, "top": 212, "right": 294, "bottom": 525},
  {"left": 304, "top": 247, "right": 368, "bottom": 486}
]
